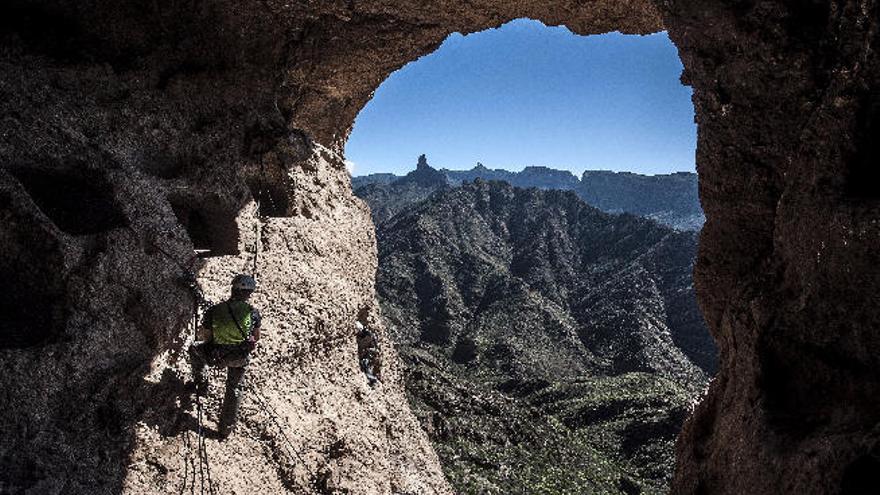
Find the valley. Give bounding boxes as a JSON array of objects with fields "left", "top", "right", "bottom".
[{"left": 355, "top": 160, "right": 715, "bottom": 493}]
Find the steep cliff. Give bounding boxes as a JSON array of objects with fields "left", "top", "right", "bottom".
[{"left": 578, "top": 171, "right": 704, "bottom": 231}]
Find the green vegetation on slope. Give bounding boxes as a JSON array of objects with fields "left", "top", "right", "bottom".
[
  {"left": 403, "top": 346, "right": 695, "bottom": 494},
  {"left": 359, "top": 179, "right": 713, "bottom": 493}
]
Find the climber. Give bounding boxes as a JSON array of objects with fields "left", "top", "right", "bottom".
[
  {"left": 189, "top": 274, "right": 262, "bottom": 438},
  {"left": 355, "top": 321, "right": 382, "bottom": 387}
]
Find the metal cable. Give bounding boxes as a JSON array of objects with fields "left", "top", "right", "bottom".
[
  {"left": 196, "top": 394, "right": 205, "bottom": 495},
  {"left": 178, "top": 429, "right": 194, "bottom": 495},
  {"left": 194, "top": 392, "right": 217, "bottom": 495},
  {"left": 247, "top": 385, "right": 319, "bottom": 483},
  {"left": 253, "top": 201, "right": 261, "bottom": 279}
]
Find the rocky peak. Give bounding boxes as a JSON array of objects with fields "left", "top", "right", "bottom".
[
  {"left": 395, "top": 154, "right": 449, "bottom": 187},
  {"left": 417, "top": 154, "right": 430, "bottom": 170}
]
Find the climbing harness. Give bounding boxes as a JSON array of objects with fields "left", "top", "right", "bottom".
[{"left": 182, "top": 262, "right": 217, "bottom": 495}]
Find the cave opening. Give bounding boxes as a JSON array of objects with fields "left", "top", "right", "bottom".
[
  {"left": 348, "top": 18, "right": 712, "bottom": 494},
  {"left": 168, "top": 198, "right": 240, "bottom": 257},
  {"left": 8, "top": 168, "right": 127, "bottom": 235}
]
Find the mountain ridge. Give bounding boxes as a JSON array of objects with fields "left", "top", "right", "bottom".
[
  {"left": 365, "top": 178, "right": 716, "bottom": 493},
  {"left": 353, "top": 156, "right": 704, "bottom": 231}
]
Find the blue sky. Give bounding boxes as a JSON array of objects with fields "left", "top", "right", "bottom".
[{"left": 345, "top": 19, "right": 696, "bottom": 177}]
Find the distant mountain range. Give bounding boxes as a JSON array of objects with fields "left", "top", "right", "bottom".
[
  {"left": 353, "top": 155, "right": 705, "bottom": 231},
  {"left": 356, "top": 166, "right": 716, "bottom": 493}
]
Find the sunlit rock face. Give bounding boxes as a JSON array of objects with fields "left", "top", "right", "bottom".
[{"left": 1, "top": 0, "right": 878, "bottom": 494}]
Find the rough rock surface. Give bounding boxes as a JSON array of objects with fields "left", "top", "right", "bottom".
[
  {"left": 1, "top": 0, "right": 879, "bottom": 494},
  {"left": 0, "top": 3, "right": 451, "bottom": 491},
  {"left": 0, "top": 140, "right": 450, "bottom": 493}
]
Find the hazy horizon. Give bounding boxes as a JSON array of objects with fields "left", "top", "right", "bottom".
[
  {"left": 346, "top": 19, "right": 697, "bottom": 178},
  {"left": 352, "top": 156, "right": 698, "bottom": 178}
]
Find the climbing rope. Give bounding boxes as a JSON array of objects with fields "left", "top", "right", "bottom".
[
  {"left": 257, "top": 155, "right": 282, "bottom": 216},
  {"left": 124, "top": 226, "right": 216, "bottom": 493},
  {"left": 178, "top": 429, "right": 196, "bottom": 495},
  {"left": 248, "top": 155, "right": 276, "bottom": 280},
  {"left": 196, "top": 394, "right": 206, "bottom": 495},
  {"left": 129, "top": 226, "right": 214, "bottom": 314},
  {"left": 189, "top": 280, "right": 219, "bottom": 495},
  {"left": 193, "top": 390, "right": 218, "bottom": 495},
  {"left": 252, "top": 213, "right": 261, "bottom": 280}
]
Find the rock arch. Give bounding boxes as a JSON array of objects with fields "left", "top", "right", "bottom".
[{"left": 0, "top": 1, "right": 877, "bottom": 493}]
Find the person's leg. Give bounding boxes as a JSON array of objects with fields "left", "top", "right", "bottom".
[
  {"left": 188, "top": 344, "right": 209, "bottom": 393},
  {"left": 218, "top": 366, "right": 246, "bottom": 437}
]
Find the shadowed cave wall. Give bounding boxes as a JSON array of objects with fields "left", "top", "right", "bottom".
[{"left": 0, "top": 0, "right": 878, "bottom": 494}]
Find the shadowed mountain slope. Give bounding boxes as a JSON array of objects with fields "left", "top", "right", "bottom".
[{"left": 365, "top": 179, "right": 716, "bottom": 492}]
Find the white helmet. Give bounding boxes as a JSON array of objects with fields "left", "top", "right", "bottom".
[{"left": 231, "top": 274, "right": 257, "bottom": 292}]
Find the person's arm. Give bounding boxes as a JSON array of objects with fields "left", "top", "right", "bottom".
[{"left": 251, "top": 308, "right": 262, "bottom": 342}]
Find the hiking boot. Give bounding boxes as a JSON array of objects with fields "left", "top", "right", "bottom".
[{"left": 217, "top": 424, "right": 233, "bottom": 440}]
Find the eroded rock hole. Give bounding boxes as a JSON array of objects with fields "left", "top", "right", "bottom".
[
  {"left": 9, "top": 168, "right": 127, "bottom": 235},
  {"left": 451, "top": 337, "right": 477, "bottom": 364},
  {"left": 168, "top": 198, "right": 239, "bottom": 257}
]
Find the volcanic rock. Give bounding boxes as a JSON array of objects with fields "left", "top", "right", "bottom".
[{"left": 1, "top": 1, "right": 878, "bottom": 494}]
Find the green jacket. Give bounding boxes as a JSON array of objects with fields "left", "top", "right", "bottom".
[{"left": 203, "top": 300, "right": 260, "bottom": 345}]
